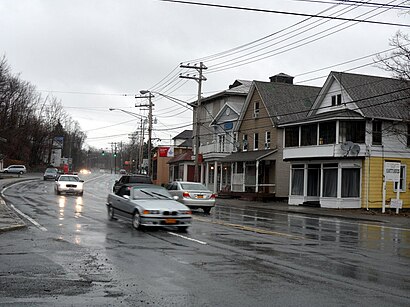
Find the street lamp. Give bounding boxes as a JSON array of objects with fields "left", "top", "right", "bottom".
[
  {"left": 137, "top": 90, "right": 154, "bottom": 178},
  {"left": 109, "top": 108, "right": 145, "bottom": 119}
]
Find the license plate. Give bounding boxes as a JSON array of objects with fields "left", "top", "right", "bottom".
[
  {"left": 165, "top": 219, "right": 177, "bottom": 224},
  {"left": 196, "top": 195, "right": 204, "bottom": 199}
]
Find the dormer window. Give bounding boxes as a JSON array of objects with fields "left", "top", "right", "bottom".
[
  {"left": 331, "top": 94, "right": 342, "bottom": 106},
  {"left": 253, "top": 101, "right": 260, "bottom": 118}
]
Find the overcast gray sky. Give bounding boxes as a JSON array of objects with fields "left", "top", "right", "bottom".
[{"left": 1, "top": 0, "right": 408, "bottom": 149}]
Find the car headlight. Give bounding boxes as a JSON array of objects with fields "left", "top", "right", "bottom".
[{"left": 142, "top": 210, "right": 160, "bottom": 215}]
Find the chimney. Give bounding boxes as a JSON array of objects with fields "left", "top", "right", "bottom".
[{"left": 269, "top": 73, "right": 294, "bottom": 84}]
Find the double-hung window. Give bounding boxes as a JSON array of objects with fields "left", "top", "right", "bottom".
[
  {"left": 243, "top": 134, "right": 248, "bottom": 151},
  {"left": 265, "top": 131, "right": 271, "bottom": 149},
  {"left": 394, "top": 164, "right": 407, "bottom": 192},
  {"left": 331, "top": 94, "right": 342, "bottom": 106},
  {"left": 254, "top": 133, "right": 259, "bottom": 150}
]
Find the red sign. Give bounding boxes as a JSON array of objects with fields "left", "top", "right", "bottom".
[{"left": 159, "top": 147, "right": 169, "bottom": 157}]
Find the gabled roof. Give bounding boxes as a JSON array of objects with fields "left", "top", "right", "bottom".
[
  {"left": 198, "top": 79, "right": 252, "bottom": 105},
  {"left": 173, "top": 130, "right": 193, "bottom": 140},
  {"left": 210, "top": 101, "right": 244, "bottom": 126},
  {"left": 251, "top": 81, "right": 321, "bottom": 125},
  {"left": 311, "top": 71, "right": 410, "bottom": 120}
]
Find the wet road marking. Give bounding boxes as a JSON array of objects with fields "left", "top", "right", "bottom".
[
  {"left": 194, "top": 216, "right": 302, "bottom": 239},
  {"left": 9, "top": 204, "right": 48, "bottom": 231},
  {"left": 168, "top": 231, "right": 207, "bottom": 245}
]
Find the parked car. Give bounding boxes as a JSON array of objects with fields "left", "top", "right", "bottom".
[
  {"left": 1, "top": 165, "right": 27, "bottom": 174},
  {"left": 119, "top": 169, "right": 127, "bottom": 174},
  {"left": 106, "top": 184, "right": 192, "bottom": 231},
  {"left": 43, "top": 167, "right": 58, "bottom": 180},
  {"left": 113, "top": 174, "right": 152, "bottom": 194},
  {"left": 55, "top": 174, "right": 84, "bottom": 196},
  {"left": 166, "top": 181, "right": 216, "bottom": 214}
]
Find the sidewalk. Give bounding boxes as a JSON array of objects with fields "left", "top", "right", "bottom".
[
  {"left": 0, "top": 174, "right": 41, "bottom": 233},
  {"left": 215, "top": 198, "right": 410, "bottom": 229},
  {"left": 1, "top": 175, "right": 409, "bottom": 233}
]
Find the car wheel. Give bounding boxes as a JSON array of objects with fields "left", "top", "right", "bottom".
[
  {"left": 3, "top": 170, "right": 7, "bottom": 173},
  {"left": 44, "top": 177, "right": 46, "bottom": 181},
  {"left": 56, "top": 189, "right": 61, "bottom": 195},
  {"left": 132, "top": 211, "right": 142, "bottom": 230},
  {"left": 203, "top": 207, "right": 212, "bottom": 214},
  {"left": 107, "top": 205, "right": 115, "bottom": 220},
  {"left": 78, "top": 191, "right": 83, "bottom": 196}
]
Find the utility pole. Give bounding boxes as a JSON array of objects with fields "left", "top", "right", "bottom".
[
  {"left": 180, "top": 62, "right": 207, "bottom": 182},
  {"left": 136, "top": 91, "right": 154, "bottom": 177}
]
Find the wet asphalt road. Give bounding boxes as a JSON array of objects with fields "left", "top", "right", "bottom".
[{"left": 0, "top": 174, "right": 409, "bottom": 306}]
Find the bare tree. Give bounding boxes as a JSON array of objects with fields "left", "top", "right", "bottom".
[{"left": 376, "top": 31, "right": 410, "bottom": 80}]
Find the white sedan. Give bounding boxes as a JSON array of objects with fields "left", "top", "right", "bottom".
[{"left": 55, "top": 174, "right": 84, "bottom": 196}]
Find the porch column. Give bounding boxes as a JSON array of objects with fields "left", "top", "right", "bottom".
[
  {"left": 199, "top": 161, "right": 203, "bottom": 183},
  {"left": 230, "top": 162, "right": 234, "bottom": 191},
  {"left": 213, "top": 161, "right": 218, "bottom": 193},
  {"left": 255, "top": 160, "right": 260, "bottom": 193},
  {"left": 220, "top": 162, "right": 223, "bottom": 191},
  {"left": 242, "top": 161, "right": 246, "bottom": 192},
  {"left": 205, "top": 162, "right": 209, "bottom": 189},
  {"left": 183, "top": 164, "right": 188, "bottom": 181}
]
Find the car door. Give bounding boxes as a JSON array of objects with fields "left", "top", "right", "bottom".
[{"left": 113, "top": 186, "right": 132, "bottom": 219}]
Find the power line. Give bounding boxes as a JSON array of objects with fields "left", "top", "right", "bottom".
[
  {"left": 291, "top": 0, "right": 410, "bottom": 9},
  {"left": 160, "top": 0, "right": 410, "bottom": 27}
]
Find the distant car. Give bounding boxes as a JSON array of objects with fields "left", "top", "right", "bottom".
[
  {"left": 106, "top": 184, "right": 192, "bottom": 231},
  {"left": 166, "top": 181, "right": 216, "bottom": 214},
  {"left": 113, "top": 174, "right": 152, "bottom": 194},
  {"left": 55, "top": 174, "right": 84, "bottom": 196},
  {"left": 1, "top": 165, "right": 27, "bottom": 175},
  {"left": 119, "top": 169, "right": 127, "bottom": 174},
  {"left": 79, "top": 169, "right": 91, "bottom": 174},
  {"left": 43, "top": 167, "right": 58, "bottom": 180}
]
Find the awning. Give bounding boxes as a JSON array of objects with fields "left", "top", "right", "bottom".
[{"left": 221, "top": 149, "right": 277, "bottom": 162}]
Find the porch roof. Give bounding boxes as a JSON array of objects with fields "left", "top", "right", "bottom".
[{"left": 221, "top": 149, "right": 277, "bottom": 162}]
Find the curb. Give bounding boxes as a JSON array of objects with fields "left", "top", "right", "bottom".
[{"left": 0, "top": 197, "right": 26, "bottom": 233}]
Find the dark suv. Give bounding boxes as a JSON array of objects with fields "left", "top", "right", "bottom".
[{"left": 112, "top": 174, "right": 152, "bottom": 194}]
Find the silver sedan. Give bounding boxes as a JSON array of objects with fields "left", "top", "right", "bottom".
[{"left": 166, "top": 181, "right": 216, "bottom": 214}]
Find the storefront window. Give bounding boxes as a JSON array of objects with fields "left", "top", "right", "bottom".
[
  {"left": 323, "top": 163, "right": 338, "bottom": 197},
  {"left": 341, "top": 168, "right": 360, "bottom": 197},
  {"left": 291, "top": 164, "right": 304, "bottom": 195}
]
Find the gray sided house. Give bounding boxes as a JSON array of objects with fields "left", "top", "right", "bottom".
[
  {"left": 224, "top": 74, "right": 321, "bottom": 199},
  {"left": 197, "top": 80, "right": 252, "bottom": 192}
]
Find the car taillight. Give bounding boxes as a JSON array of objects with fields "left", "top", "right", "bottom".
[
  {"left": 182, "top": 192, "right": 190, "bottom": 198},
  {"left": 210, "top": 194, "right": 216, "bottom": 199}
]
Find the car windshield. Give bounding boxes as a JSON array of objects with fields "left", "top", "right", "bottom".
[
  {"left": 132, "top": 187, "right": 172, "bottom": 199},
  {"left": 59, "top": 176, "right": 80, "bottom": 182},
  {"left": 180, "top": 183, "right": 209, "bottom": 191},
  {"left": 129, "top": 176, "right": 151, "bottom": 183},
  {"left": 46, "top": 169, "right": 57, "bottom": 173}
]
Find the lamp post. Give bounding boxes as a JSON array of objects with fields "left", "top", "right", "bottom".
[{"left": 137, "top": 91, "right": 154, "bottom": 178}]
